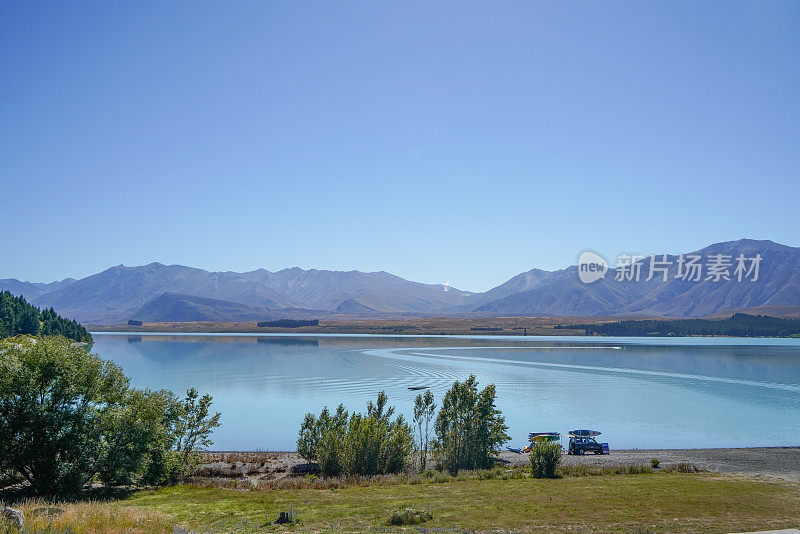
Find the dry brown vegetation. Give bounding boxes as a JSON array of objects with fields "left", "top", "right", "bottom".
[
  {"left": 0, "top": 500, "right": 172, "bottom": 533},
  {"left": 90, "top": 315, "right": 650, "bottom": 335}
]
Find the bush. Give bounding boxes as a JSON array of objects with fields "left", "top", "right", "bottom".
[
  {"left": 389, "top": 508, "right": 432, "bottom": 526},
  {"left": 433, "top": 375, "right": 509, "bottom": 474},
  {"left": 664, "top": 462, "right": 704, "bottom": 473},
  {"left": 297, "top": 392, "right": 414, "bottom": 477},
  {"left": 530, "top": 442, "right": 562, "bottom": 478},
  {"left": 650, "top": 458, "right": 660, "bottom": 468},
  {"left": 0, "top": 336, "right": 220, "bottom": 494}
]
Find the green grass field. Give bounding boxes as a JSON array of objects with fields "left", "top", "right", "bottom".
[{"left": 7, "top": 471, "right": 800, "bottom": 533}]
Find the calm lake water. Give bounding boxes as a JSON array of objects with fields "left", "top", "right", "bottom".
[{"left": 91, "top": 333, "right": 800, "bottom": 451}]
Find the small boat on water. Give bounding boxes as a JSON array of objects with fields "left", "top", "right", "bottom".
[
  {"left": 407, "top": 386, "right": 430, "bottom": 391},
  {"left": 505, "top": 446, "right": 522, "bottom": 454}
]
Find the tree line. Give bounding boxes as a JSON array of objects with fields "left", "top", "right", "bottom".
[
  {"left": 0, "top": 291, "right": 92, "bottom": 343},
  {"left": 560, "top": 313, "right": 800, "bottom": 337},
  {"left": 297, "top": 375, "right": 510, "bottom": 477}
]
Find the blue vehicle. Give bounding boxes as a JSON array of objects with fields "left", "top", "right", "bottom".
[
  {"left": 567, "top": 430, "right": 609, "bottom": 455},
  {"left": 567, "top": 436, "right": 604, "bottom": 455}
]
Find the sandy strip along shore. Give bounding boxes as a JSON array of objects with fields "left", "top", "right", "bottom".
[
  {"left": 498, "top": 447, "right": 800, "bottom": 481},
  {"left": 197, "top": 447, "right": 800, "bottom": 485}
]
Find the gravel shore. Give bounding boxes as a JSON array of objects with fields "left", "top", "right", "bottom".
[
  {"left": 198, "top": 447, "right": 800, "bottom": 485},
  {"left": 498, "top": 447, "right": 800, "bottom": 481}
]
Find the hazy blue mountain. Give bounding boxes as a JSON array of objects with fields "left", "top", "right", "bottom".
[
  {"left": 0, "top": 278, "right": 76, "bottom": 301},
  {"left": 623, "top": 240, "right": 800, "bottom": 316},
  {"left": 464, "top": 268, "right": 554, "bottom": 308},
  {"left": 474, "top": 239, "right": 800, "bottom": 317},
  {"left": 33, "top": 263, "right": 303, "bottom": 324},
  {"left": 6, "top": 238, "right": 799, "bottom": 324},
  {"left": 239, "top": 267, "right": 475, "bottom": 313},
  {"left": 27, "top": 263, "right": 474, "bottom": 324},
  {"left": 132, "top": 292, "right": 320, "bottom": 323}
]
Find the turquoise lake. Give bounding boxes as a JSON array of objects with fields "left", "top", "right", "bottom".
[{"left": 91, "top": 333, "right": 800, "bottom": 451}]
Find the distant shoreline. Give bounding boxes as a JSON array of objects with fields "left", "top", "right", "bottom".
[
  {"left": 88, "top": 314, "right": 800, "bottom": 338},
  {"left": 88, "top": 316, "right": 597, "bottom": 336}
]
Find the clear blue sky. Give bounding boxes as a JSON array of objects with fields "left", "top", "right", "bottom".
[{"left": 2, "top": 1, "right": 798, "bottom": 292}]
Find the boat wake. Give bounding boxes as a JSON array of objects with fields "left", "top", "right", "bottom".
[{"left": 361, "top": 346, "right": 800, "bottom": 393}]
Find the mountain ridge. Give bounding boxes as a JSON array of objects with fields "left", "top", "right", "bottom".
[
  {"left": 133, "top": 292, "right": 322, "bottom": 323},
  {"left": 1, "top": 238, "right": 797, "bottom": 324}
]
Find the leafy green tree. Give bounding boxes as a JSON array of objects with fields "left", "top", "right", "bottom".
[
  {"left": 345, "top": 392, "right": 414, "bottom": 475},
  {"left": 318, "top": 405, "right": 350, "bottom": 476},
  {"left": 174, "top": 388, "right": 222, "bottom": 473},
  {"left": 0, "top": 295, "right": 15, "bottom": 338},
  {"left": 433, "top": 375, "right": 509, "bottom": 474},
  {"left": 299, "top": 404, "right": 350, "bottom": 476},
  {"left": 0, "top": 336, "right": 220, "bottom": 494},
  {"left": 0, "top": 336, "right": 128, "bottom": 494},
  {"left": 413, "top": 390, "right": 436, "bottom": 471},
  {"left": 15, "top": 305, "right": 40, "bottom": 335},
  {"left": 99, "top": 388, "right": 179, "bottom": 485},
  {"left": 297, "top": 392, "right": 414, "bottom": 477},
  {"left": 297, "top": 412, "right": 321, "bottom": 461}
]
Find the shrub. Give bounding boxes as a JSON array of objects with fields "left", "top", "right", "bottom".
[
  {"left": 389, "top": 508, "right": 432, "bottom": 526},
  {"left": 0, "top": 336, "right": 220, "bottom": 494},
  {"left": 650, "top": 458, "right": 660, "bottom": 468},
  {"left": 433, "top": 375, "right": 509, "bottom": 474},
  {"left": 297, "top": 392, "right": 414, "bottom": 477},
  {"left": 530, "top": 442, "right": 562, "bottom": 478},
  {"left": 664, "top": 462, "right": 704, "bottom": 473}
]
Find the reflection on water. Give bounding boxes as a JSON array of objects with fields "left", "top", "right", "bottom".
[
  {"left": 91, "top": 333, "right": 800, "bottom": 451},
  {"left": 257, "top": 337, "right": 319, "bottom": 346}
]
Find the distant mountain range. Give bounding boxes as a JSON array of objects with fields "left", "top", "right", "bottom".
[
  {"left": 2, "top": 239, "right": 798, "bottom": 324},
  {"left": 133, "top": 293, "right": 320, "bottom": 323}
]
